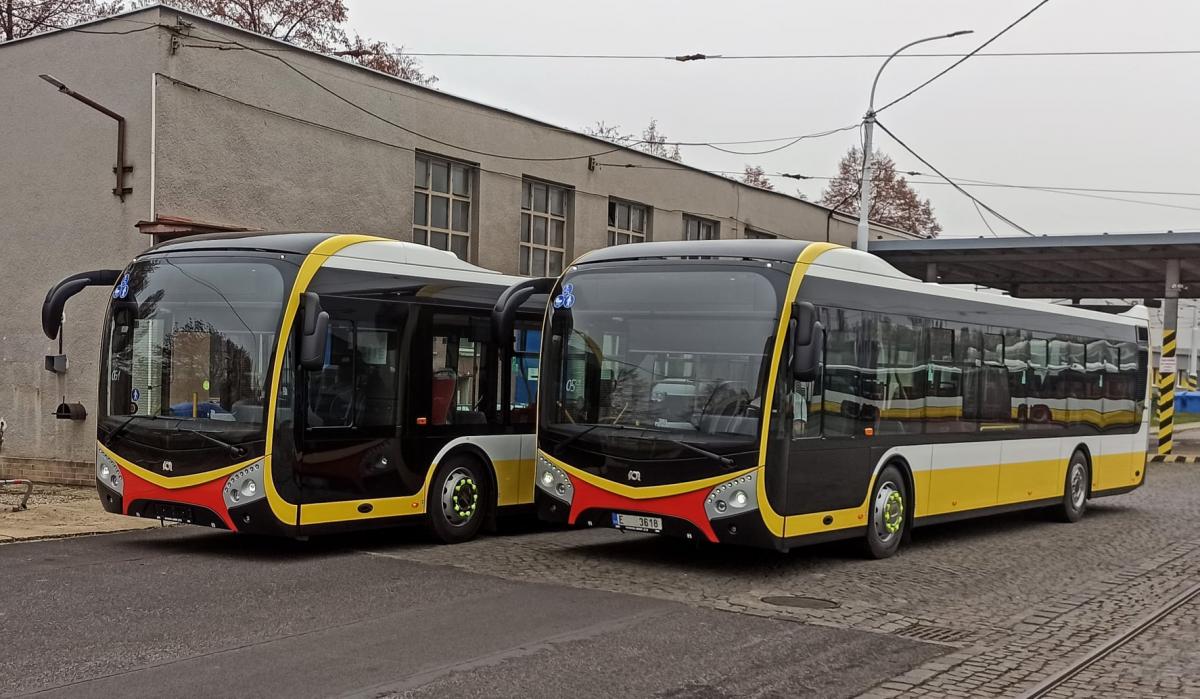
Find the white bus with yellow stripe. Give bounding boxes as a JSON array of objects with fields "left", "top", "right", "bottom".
[
  {"left": 519, "top": 240, "right": 1148, "bottom": 557},
  {"left": 45, "top": 233, "right": 543, "bottom": 542}
]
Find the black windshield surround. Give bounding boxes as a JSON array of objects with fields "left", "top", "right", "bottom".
[
  {"left": 539, "top": 258, "right": 790, "bottom": 485},
  {"left": 98, "top": 252, "right": 301, "bottom": 475}
]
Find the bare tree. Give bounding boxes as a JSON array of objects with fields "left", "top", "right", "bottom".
[
  {"left": 819, "top": 147, "right": 942, "bottom": 237},
  {"left": 584, "top": 118, "right": 683, "bottom": 162},
  {"left": 1, "top": 0, "right": 123, "bottom": 41},
  {"left": 168, "top": 0, "right": 436, "bottom": 84},
  {"left": 741, "top": 165, "right": 775, "bottom": 191}
]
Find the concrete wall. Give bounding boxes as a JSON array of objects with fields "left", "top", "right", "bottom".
[
  {"left": 0, "top": 15, "right": 166, "bottom": 479},
  {"left": 0, "top": 6, "right": 909, "bottom": 482}
]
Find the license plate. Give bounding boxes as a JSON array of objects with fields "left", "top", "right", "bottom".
[{"left": 612, "top": 513, "right": 662, "bottom": 532}]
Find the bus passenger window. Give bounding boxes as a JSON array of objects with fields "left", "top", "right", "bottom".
[{"left": 430, "top": 313, "right": 492, "bottom": 426}]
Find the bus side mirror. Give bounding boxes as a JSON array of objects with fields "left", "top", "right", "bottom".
[
  {"left": 791, "top": 302, "right": 823, "bottom": 381},
  {"left": 299, "top": 292, "right": 329, "bottom": 371}
]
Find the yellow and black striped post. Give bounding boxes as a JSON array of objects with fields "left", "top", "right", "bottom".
[{"left": 1159, "top": 328, "right": 1178, "bottom": 455}]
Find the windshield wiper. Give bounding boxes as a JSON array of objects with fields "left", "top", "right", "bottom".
[
  {"left": 554, "top": 424, "right": 600, "bottom": 455},
  {"left": 664, "top": 438, "right": 736, "bottom": 470},
  {"left": 183, "top": 427, "right": 247, "bottom": 459},
  {"left": 104, "top": 413, "right": 160, "bottom": 446}
]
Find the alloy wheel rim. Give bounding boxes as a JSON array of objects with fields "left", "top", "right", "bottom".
[
  {"left": 441, "top": 467, "right": 479, "bottom": 527},
  {"left": 1070, "top": 463, "right": 1086, "bottom": 509},
  {"left": 874, "top": 481, "right": 904, "bottom": 543}
]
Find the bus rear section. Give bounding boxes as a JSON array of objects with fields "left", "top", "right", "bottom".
[{"left": 524, "top": 240, "right": 1149, "bottom": 557}]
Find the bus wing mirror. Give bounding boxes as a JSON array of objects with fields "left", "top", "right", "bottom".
[
  {"left": 41, "top": 269, "right": 122, "bottom": 339},
  {"left": 791, "top": 302, "right": 822, "bottom": 381},
  {"left": 792, "top": 324, "right": 824, "bottom": 381},
  {"left": 492, "top": 276, "right": 554, "bottom": 347},
  {"left": 299, "top": 292, "right": 329, "bottom": 371}
]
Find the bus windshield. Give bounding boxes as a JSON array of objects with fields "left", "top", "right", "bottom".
[
  {"left": 100, "top": 255, "right": 293, "bottom": 455},
  {"left": 541, "top": 262, "right": 786, "bottom": 452}
]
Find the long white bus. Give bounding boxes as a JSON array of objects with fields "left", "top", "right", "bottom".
[
  {"left": 509, "top": 240, "right": 1149, "bottom": 557},
  {"left": 44, "top": 233, "right": 543, "bottom": 542}
]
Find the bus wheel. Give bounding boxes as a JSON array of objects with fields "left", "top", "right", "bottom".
[
  {"left": 428, "top": 456, "right": 489, "bottom": 544},
  {"left": 865, "top": 465, "right": 907, "bottom": 559},
  {"left": 1056, "top": 451, "right": 1089, "bottom": 523}
]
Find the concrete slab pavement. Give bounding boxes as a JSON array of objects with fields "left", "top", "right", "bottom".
[{"left": 0, "top": 484, "right": 157, "bottom": 542}]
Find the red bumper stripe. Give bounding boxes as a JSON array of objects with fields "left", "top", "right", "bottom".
[
  {"left": 119, "top": 466, "right": 237, "bottom": 531},
  {"left": 568, "top": 475, "right": 718, "bottom": 542}
]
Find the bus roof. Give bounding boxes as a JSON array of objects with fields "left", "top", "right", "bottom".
[{"left": 144, "top": 232, "right": 527, "bottom": 288}]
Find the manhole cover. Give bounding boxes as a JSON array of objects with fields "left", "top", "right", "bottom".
[{"left": 761, "top": 595, "right": 839, "bottom": 610}]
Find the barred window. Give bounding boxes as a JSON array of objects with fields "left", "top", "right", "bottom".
[
  {"left": 414, "top": 154, "right": 473, "bottom": 260},
  {"left": 607, "top": 200, "right": 648, "bottom": 246},
  {"left": 520, "top": 179, "right": 569, "bottom": 276},
  {"left": 684, "top": 215, "right": 719, "bottom": 240}
]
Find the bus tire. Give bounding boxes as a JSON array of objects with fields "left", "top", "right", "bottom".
[
  {"left": 864, "top": 465, "right": 907, "bottom": 559},
  {"left": 427, "top": 455, "right": 489, "bottom": 544},
  {"left": 1056, "top": 450, "right": 1089, "bottom": 523}
]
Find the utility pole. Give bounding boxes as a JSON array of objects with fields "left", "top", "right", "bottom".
[{"left": 857, "top": 31, "right": 973, "bottom": 252}]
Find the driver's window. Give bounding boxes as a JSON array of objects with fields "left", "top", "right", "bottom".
[{"left": 306, "top": 319, "right": 356, "bottom": 427}]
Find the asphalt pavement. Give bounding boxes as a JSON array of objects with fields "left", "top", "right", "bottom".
[{"left": 1, "top": 527, "right": 940, "bottom": 698}]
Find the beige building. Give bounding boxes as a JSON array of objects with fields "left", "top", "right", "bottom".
[{"left": 0, "top": 4, "right": 915, "bottom": 483}]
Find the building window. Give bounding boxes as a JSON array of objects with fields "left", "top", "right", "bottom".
[
  {"left": 521, "top": 179, "right": 569, "bottom": 276},
  {"left": 608, "top": 200, "right": 648, "bottom": 246},
  {"left": 414, "top": 154, "right": 473, "bottom": 259},
  {"left": 684, "top": 215, "right": 719, "bottom": 240},
  {"left": 745, "top": 228, "right": 775, "bottom": 240}
]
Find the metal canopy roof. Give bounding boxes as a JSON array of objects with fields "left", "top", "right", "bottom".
[{"left": 870, "top": 232, "right": 1200, "bottom": 299}]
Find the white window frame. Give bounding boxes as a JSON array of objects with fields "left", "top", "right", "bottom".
[
  {"left": 607, "top": 199, "right": 649, "bottom": 246},
  {"left": 414, "top": 153, "right": 474, "bottom": 260},
  {"left": 684, "top": 215, "right": 719, "bottom": 241},
  {"left": 520, "top": 178, "right": 570, "bottom": 276}
]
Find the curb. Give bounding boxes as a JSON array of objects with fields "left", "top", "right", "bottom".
[{"left": 1149, "top": 454, "right": 1200, "bottom": 464}]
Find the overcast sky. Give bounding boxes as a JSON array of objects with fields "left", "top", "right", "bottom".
[{"left": 346, "top": 0, "right": 1200, "bottom": 239}]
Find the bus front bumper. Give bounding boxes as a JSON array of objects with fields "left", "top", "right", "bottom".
[
  {"left": 96, "top": 459, "right": 293, "bottom": 536},
  {"left": 534, "top": 461, "right": 779, "bottom": 549}
]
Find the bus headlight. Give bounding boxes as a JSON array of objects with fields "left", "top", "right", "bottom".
[
  {"left": 536, "top": 454, "right": 573, "bottom": 505},
  {"left": 705, "top": 471, "right": 759, "bottom": 521},
  {"left": 223, "top": 460, "right": 265, "bottom": 509},
  {"left": 96, "top": 449, "right": 123, "bottom": 494}
]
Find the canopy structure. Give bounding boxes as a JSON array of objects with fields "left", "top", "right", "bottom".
[
  {"left": 871, "top": 231, "right": 1200, "bottom": 457},
  {"left": 870, "top": 232, "right": 1200, "bottom": 300}
]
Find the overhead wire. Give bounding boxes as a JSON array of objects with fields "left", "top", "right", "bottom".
[
  {"left": 394, "top": 48, "right": 1200, "bottom": 61},
  {"left": 875, "top": 0, "right": 1053, "bottom": 113},
  {"left": 873, "top": 120, "right": 1036, "bottom": 236}
]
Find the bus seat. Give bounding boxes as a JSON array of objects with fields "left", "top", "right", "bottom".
[{"left": 431, "top": 369, "right": 457, "bottom": 425}]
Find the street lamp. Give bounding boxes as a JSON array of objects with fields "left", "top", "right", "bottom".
[
  {"left": 38, "top": 74, "right": 133, "bottom": 201},
  {"left": 856, "top": 30, "right": 973, "bottom": 252}
]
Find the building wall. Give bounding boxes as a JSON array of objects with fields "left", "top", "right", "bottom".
[
  {"left": 0, "top": 15, "right": 167, "bottom": 481},
  {"left": 151, "top": 9, "right": 904, "bottom": 275},
  {"left": 0, "top": 6, "right": 908, "bottom": 483}
]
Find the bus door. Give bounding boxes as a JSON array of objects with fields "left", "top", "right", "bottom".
[
  {"left": 297, "top": 298, "right": 411, "bottom": 509},
  {"left": 783, "top": 309, "right": 872, "bottom": 531}
]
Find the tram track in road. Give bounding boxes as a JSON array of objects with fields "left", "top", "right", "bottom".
[{"left": 1019, "top": 578, "right": 1200, "bottom": 698}]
